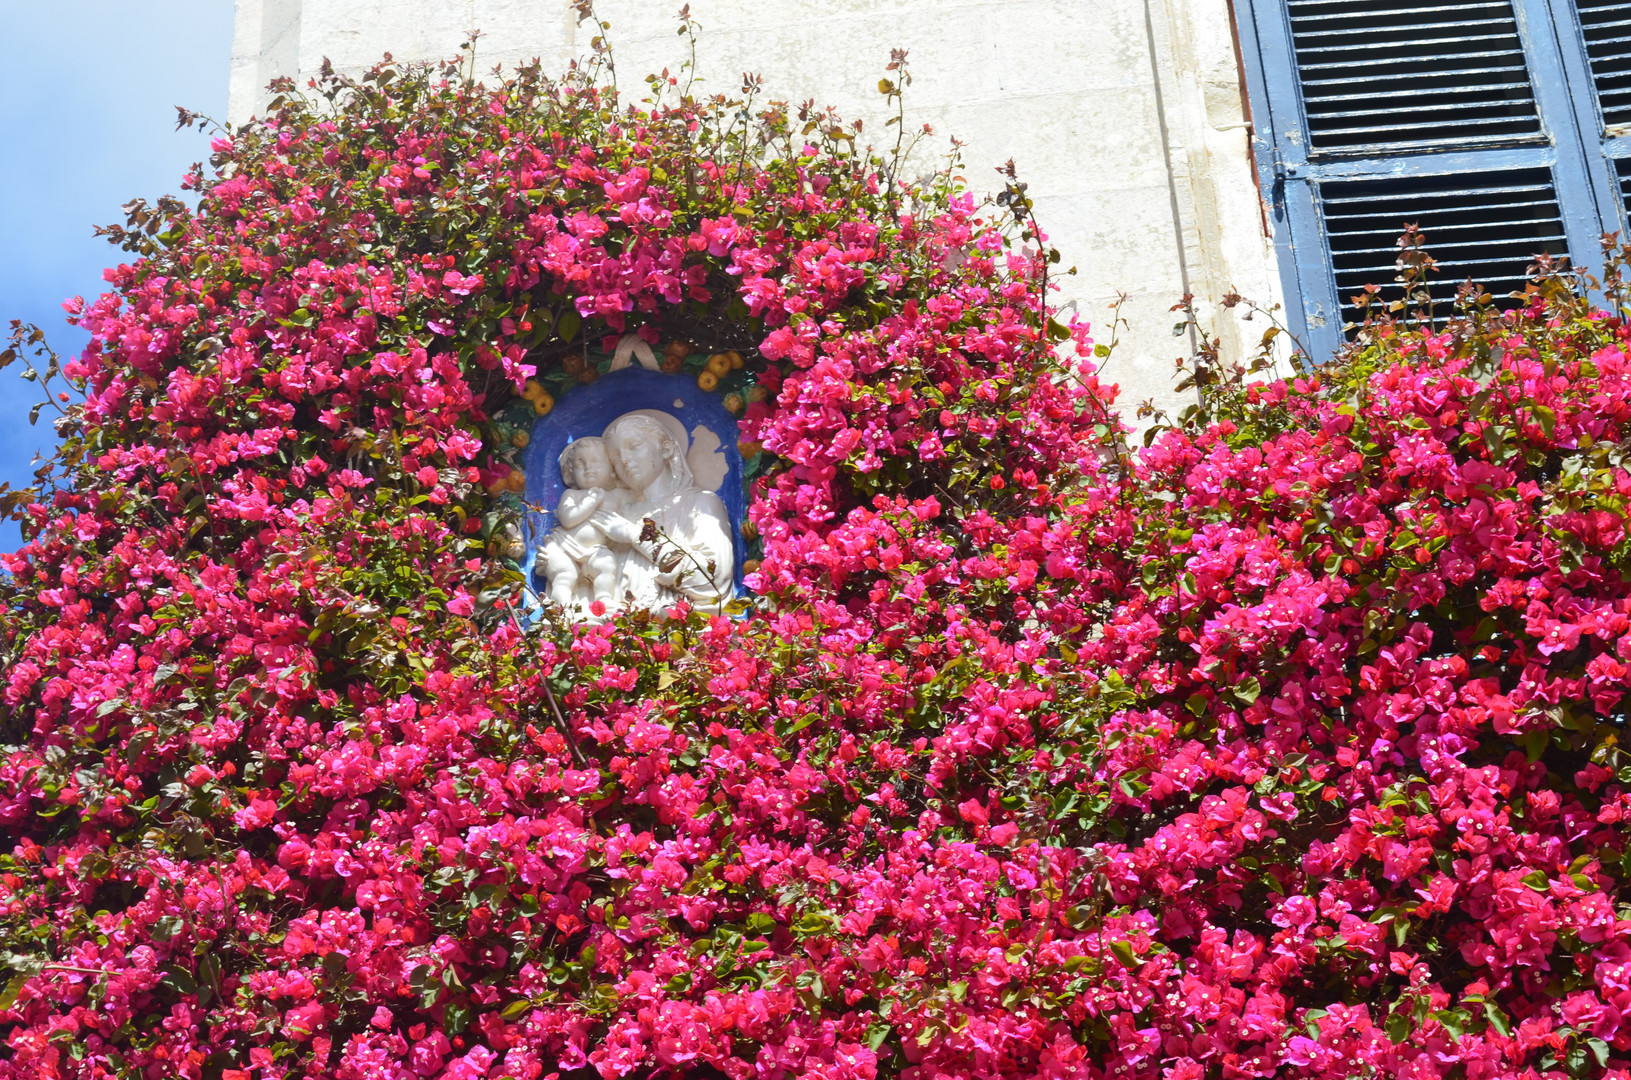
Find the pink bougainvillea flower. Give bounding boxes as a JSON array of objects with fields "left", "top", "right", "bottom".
[{"left": 3, "top": 44, "right": 1631, "bottom": 1080}]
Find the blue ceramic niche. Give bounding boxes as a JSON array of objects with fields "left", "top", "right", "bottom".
[{"left": 521, "top": 367, "right": 746, "bottom": 602}]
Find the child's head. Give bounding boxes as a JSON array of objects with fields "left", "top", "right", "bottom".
[{"left": 559, "top": 437, "right": 614, "bottom": 489}]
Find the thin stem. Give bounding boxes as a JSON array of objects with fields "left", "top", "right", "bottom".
[
  {"left": 502, "top": 602, "right": 590, "bottom": 767},
  {"left": 542, "top": 677, "right": 589, "bottom": 768},
  {"left": 646, "top": 519, "right": 729, "bottom": 612},
  {"left": 678, "top": 5, "right": 699, "bottom": 99}
]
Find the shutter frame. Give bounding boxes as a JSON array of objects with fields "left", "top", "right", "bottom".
[
  {"left": 1231, "top": 0, "right": 1343, "bottom": 360},
  {"left": 1548, "top": 0, "right": 1631, "bottom": 232},
  {"left": 1519, "top": 0, "right": 1624, "bottom": 251}
]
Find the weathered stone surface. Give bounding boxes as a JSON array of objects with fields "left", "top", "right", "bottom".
[{"left": 228, "top": 0, "right": 1285, "bottom": 423}]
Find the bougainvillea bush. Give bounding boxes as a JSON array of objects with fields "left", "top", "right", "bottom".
[{"left": 7, "top": 37, "right": 1631, "bottom": 1080}]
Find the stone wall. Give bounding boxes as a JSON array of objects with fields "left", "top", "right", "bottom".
[{"left": 228, "top": 0, "right": 1286, "bottom": 421}]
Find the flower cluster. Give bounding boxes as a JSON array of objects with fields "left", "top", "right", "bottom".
[{"left": 2, "top": 42, "right": 1631, "bottom": 1080}]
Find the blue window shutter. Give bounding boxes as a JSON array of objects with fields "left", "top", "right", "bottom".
[{"left": 1233, "top": 0, "right": 1618, "bottom": 363}]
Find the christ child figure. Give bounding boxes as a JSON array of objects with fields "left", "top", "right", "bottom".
[{"left": 539, "top": 437, "right": 633, "bottom": 610}]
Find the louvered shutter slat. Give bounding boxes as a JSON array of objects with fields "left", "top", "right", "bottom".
[
  {"left": 1315, "top": 115, "right": 1541, "bottom": 132},
  {"left": 1304, "top": 82, "right": 1531, "bottom": 105},
  {"left": 1301, "top": 70, "right": 1529, "bottom": 92},
  {"left": 1331, "top": 234, "right": 1570, "bottom": 252},
  {"left": 1299, "top": 57, "right": 1530, "bottom": 74}
]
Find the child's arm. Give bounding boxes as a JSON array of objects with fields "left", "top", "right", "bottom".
[{"left": 554, "top": 488, "right": 603, "bottom": 529}]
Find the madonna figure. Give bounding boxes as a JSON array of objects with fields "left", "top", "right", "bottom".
[{"left": 587, "top": 409, "right": 736, "bottom": 613}]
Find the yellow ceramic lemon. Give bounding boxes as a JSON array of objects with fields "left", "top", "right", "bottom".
[{"left": 521, "top": 380, "right": 554, "bottom": 416}]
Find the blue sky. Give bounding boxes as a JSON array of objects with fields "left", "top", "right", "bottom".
[{"left": 0, "top": 1, "right": 234, "bottom": 552}]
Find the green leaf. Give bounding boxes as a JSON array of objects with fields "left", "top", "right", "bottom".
[
  {"left": 1303, "top": 1007, "right": 1327, "bottom": 1038},
  {"left": 0, "top": 972, "right": 29, "bottom": 1012},
  {"left": 1432, "top": 1008, "right": 1467, "bottom": 1038},
  {"left": 792, "top": 912, "right": 837, "bottom": 937},
  {"left": 866, "top": 1023, "right": 892, "bottom": 1051},
  {"left": 777, "top": 713, "right": 818, "bottom": 738},
  {"left": 500, "top": 999, "right": 533, "bottom": 1020},
  {"left": 1062, "top": 904, "right": 1094, "bottom": 930},
  {"left": 1118, "top": 777, "right": 1149, "bottom": 799},
  {"left": 161, "top": 967, "right": 197, "bottom": 995},
  {"left": 557, "top": 309, "right": 581, "bottom": 343},
  {"left": 1483, "top": 1002, "right": 1512, "bottom": 1037},
  {"left": 1231, "top": 676, "right": 1261, "bottom": 706},
  {"left": 197, "top": 952, "right": 221, "bottom": 1006},
  {"left": 949, "top": 981, "right": 968, "bottom": 1002},
  {"left": 1531, "top": 404, "right": 1556, "bottom": 437},
  {"left": 1109, "top": 940, "right": 1140, "bottom": 969}
]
